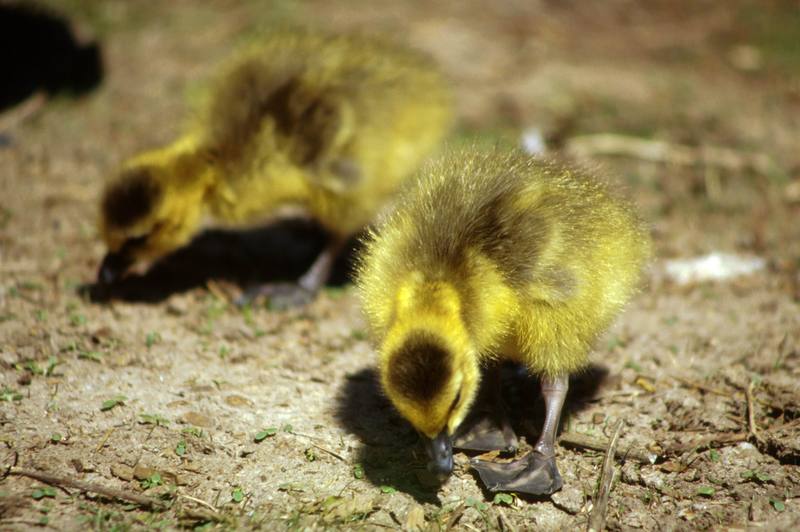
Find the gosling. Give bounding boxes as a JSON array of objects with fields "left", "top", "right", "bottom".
[
  {"left": 356, "top": 148, "right": 650, "bottom": 494},
  {"left": 96, "top": 31, "right": 452, "bottom": 305}
]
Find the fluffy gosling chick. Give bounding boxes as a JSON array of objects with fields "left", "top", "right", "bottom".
[
  {"left": 356, "top": 148, "right": 651, "bottom": 494},
  {"left": 97, "top": 32, "right": 452, "bottom": 304}
]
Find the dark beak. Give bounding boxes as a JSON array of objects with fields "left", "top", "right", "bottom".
[
  {"left": 425, "top": 428, "right": 453, "bottom": 480},
  {"left": 97, "top": 251, "right": 133, "bottom": 285}
]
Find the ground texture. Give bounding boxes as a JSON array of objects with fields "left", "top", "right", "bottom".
[{"left": 1, "top": 1, "right": 799, "bottom": 530}]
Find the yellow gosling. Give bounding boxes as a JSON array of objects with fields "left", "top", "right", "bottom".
[
  {"left": 356, "top": 147, "right": 651, "bottom": 494},
  {"left": 97, "top": 31, "right": 452, "bottom": 305}
]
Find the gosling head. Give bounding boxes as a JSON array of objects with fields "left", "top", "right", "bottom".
[
  {"left": 381, "top": 330, "right": 480, "bottom": 480},
  {"left": 97, "top": 156, "right": 208, "bottom": 286}
]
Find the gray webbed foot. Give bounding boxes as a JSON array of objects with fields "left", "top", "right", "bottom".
[
  {"left": 235, "top": 282, "right": 314, "bottom": 309},
  {"left": 471, "top": 451, "right": 563, "bottom": 496},
  {"left": 453, "top": 417, "right": 518, "bottom": 453}
]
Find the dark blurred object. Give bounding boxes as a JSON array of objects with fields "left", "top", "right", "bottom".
[
  {"left": 84, "top": 218, "right": 360, "bottom": 304},
  {"left": 0, "top": 1, "right": 103, "bottom": 111}
]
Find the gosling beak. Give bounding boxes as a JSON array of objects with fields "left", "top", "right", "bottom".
[
  {"left": 97, "top": 251, "right": 133, "bottom": 285},
  {"left": 425, "top": 428, "right": 453, "bottom": 480}
]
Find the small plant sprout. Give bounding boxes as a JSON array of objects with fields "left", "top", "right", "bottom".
[
  {"left": 465, "top": 497, "right": 489, "bottom": 512},
  {"left": 78, "top": 350, "right": 103, "bottom": 362},
  {"left": 493, "top": 493, "right": 515, "bottom": 506},
  {"left": 218, "top": 345, "right": 230, "bottom": 359},
  {"left": 696, "top": 486, "right": 715, "bottom": 497},
  {"left": 1, "top": 387, "right": 24, "bottom": 402},
  {"left": 770, "top": 498, "right": 786, "bottom": 512},
  {"left": 175, "top": 440, "right": 187, "bottom": 457},
  {"left": 31, "top": 487, "right": 57, "bottom": 500},
  {"left": 145, "top": 331, "right": 161, "bottom": 349},
  {"left": 740, "top": 470, "right": 772, "bottom": 483},
  {"left": 70, "top": 313, "right": 87, "bottom": 327},
  {"left": 100, "top": 395, "right": 127, "bottom": 411},
  {"left": 182, "top": 427, "right": 203, "bottom": 437},
  {"left": 139, "top": 413, "right": 170, "bottom": 427},
  {"left": 140, "top": 473, "right": 162, "bottom": 490},
  {"left": 254, "top": 428, "right": 277, "bottom": 442}
]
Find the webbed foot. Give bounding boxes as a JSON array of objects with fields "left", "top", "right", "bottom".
[
  {"left": 235, "top": 283, "right": 314, "bottom": 310},
  {"left": 471, "top": 451, "right": 563, "bottom": 496},
  {"left": 454, "top": 417, "right": 518, "bottom": 453}
]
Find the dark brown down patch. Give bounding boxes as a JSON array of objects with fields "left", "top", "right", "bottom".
[
  {"left": 388, "top": 331, "right": 452, "bottom": 403},
  {"left": 102, "top": 167, "right": 160, "bottom": 229}
]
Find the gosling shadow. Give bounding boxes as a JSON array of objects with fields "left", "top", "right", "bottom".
[
  {"left": 334, "top": 369, "right": 439, "bottom": 504},
  {"left": 334, "top": 363, "right": 608, "bottom": 503},
  {"left": 509, "top": 363, "right": 610, "bottom": 442},
  {"left": 85, "top": 218, "right": 359, "bottom": 303},
  {"left": 0, "top": 2, "right": 103, "bottom": 112}
]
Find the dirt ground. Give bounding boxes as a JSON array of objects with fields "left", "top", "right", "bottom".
[{"left": 2, "top": 0, "right": 799, "bottom": 530}]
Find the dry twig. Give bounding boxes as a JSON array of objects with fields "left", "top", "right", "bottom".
[
  {"left": 587, "top": 420, "right": 623, "bottom": 532},
  {"left": 560, "top": 431, "right": 656, "bottom": 465},
  {"left": 309, "top": 442, "right": 347, "bottom": 462},
  {"left": 496, "top": 507, "right": 518, "bottom": 532},
  {"left": 445, "top": 503, "right": 466, "bottom": 531},
  {"left": 663, "top": 432, "right": 748, "bottom": 455},
  {"left": 95, "top": 427, "right": 115, "bottom": 453},
  {"left": 286, "top": 431, "right": 348, "bottom": 462},
  {"left": 8, "top": 467, "right": 165, "bottom": 509},
  {"left": 180, "top": 507, "right": 227, "bottom": 524},
  {"left": 178, "top": 493, "right": 219, "bottom": 513},
  {"left": 673, "top": 377, "right": 731, "bottom": 398},
  {"left": 746, "top": 380, "right": 764, "bottom": 444}
]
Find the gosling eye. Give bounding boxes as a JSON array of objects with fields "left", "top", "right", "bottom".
[{"left": 450, "top": 390, "right": 462, "bottom": 412}]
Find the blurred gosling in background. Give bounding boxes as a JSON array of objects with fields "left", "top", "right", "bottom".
[{"left": 96, "top": 31, "right": 452, "bottom": 306}]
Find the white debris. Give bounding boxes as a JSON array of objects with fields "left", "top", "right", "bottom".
[
  {"left": 521, "top": 127, "right": 547, "bottom": 155},
  {"left": 664, "top": 252, "right": 766, "bottom": 285}
]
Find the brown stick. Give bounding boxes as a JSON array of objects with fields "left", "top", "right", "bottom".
[
  {"left": 560, "top": 431, "right": 656, "bottom": 465},
  {"left": 673, "top": 376, "right": 732, "bottom": 398},
  {"left": 310, "top": 443, "right": 347, "bottom": 463},
  {"left": 663, "top": 432, "right": 748, "bottom": 455},
  {"left": 288, "top": 431, "right": 349, "bottom": 462},
  {"left": 745, "top": 381, "right": 764, "bottom": 444},
  {"left": 587, "top": 420, "right": 623, "bottom": 532},
  {"left": 178, "top": 493, "right": 219, "bottom": 513},
  {"left": 444, "top": 503, "right": 466, "bottom": 531},
  {"left": 95, "top": 426, "right": 115, "bottom": 453},
  {"left": 9, "top": 467, "right": 165, "bottom": 509},
  {"left": 180, "top": 507, "right": 226, "bottom": 524},
  {"left": 496, "top": 507, "right": 518, "bottom": 532}
]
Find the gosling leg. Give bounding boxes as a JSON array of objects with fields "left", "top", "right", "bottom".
[
  {"left": 471, "top": 374, "right": 568, "bottom": 496},
  {"left": 236, "top": 238, "right": 344, "bottom": 309},
  {"left": 454, "top": 364, "right": 519, "bottom": 452}
]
